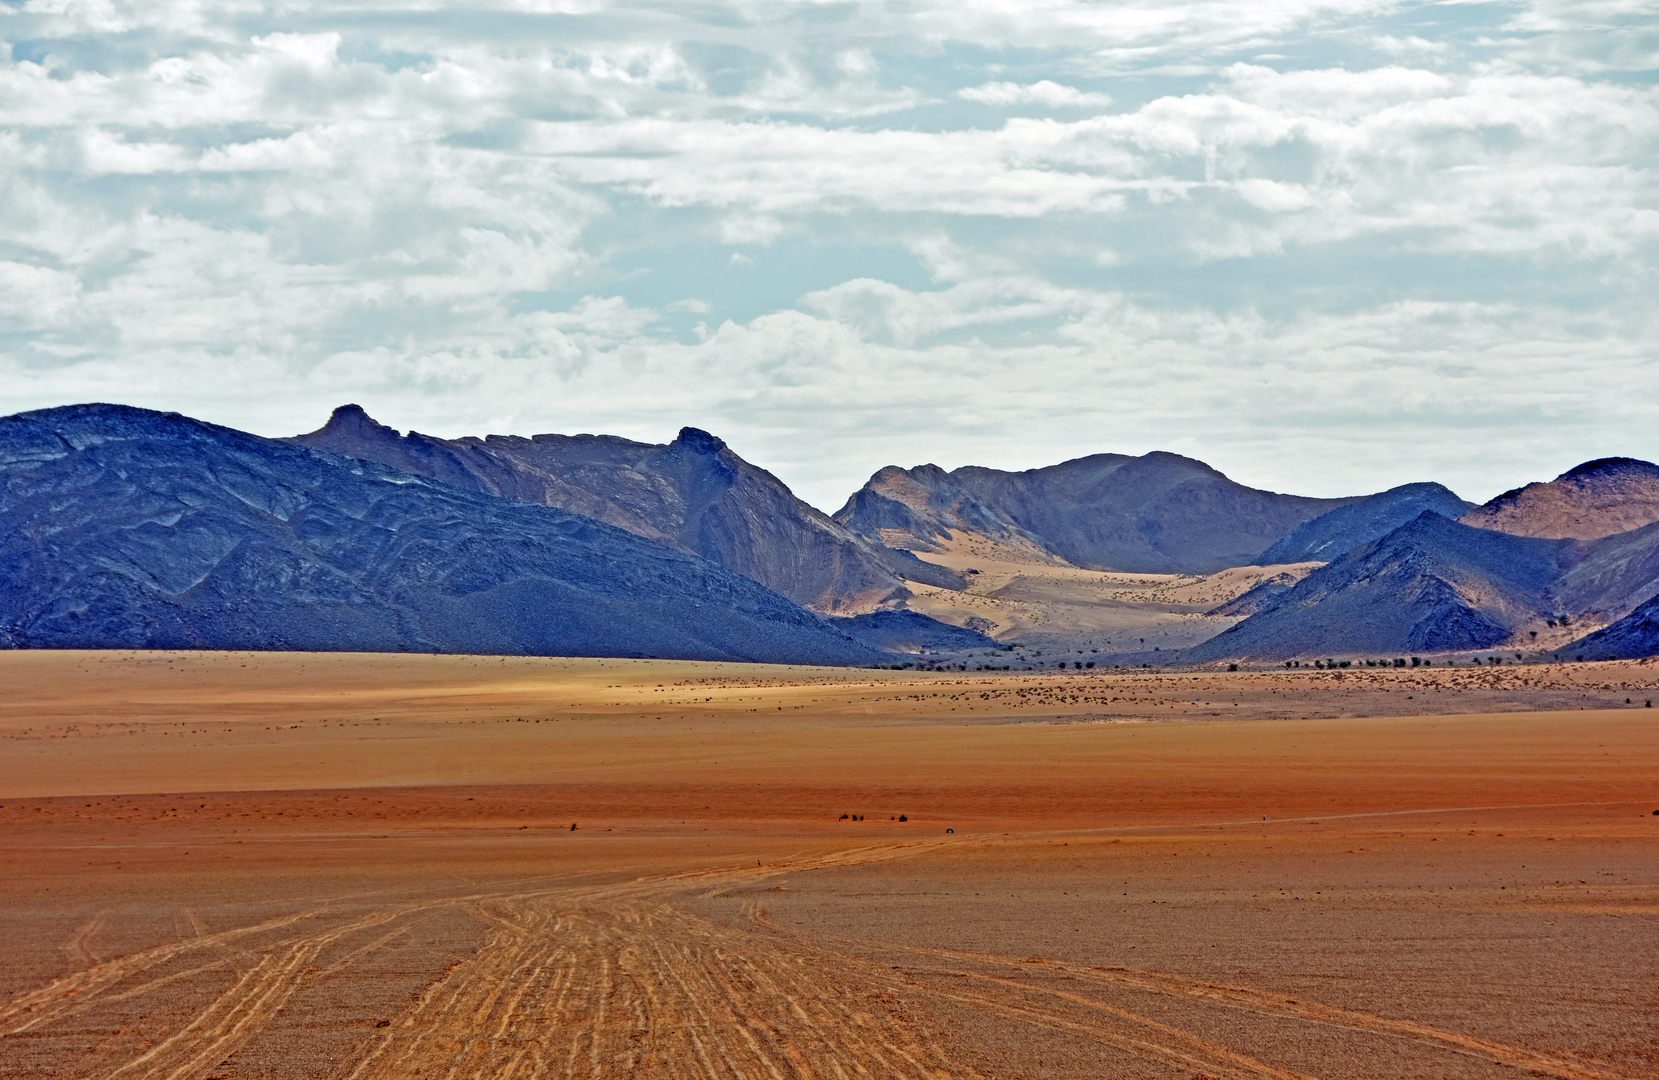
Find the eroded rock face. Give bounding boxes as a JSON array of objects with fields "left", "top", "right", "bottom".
[
  {"left": 836, "top": 452, "right": 1352, "bottom": 574},
  {"left": 291, "top": 406, "right": 958, "bottom": 612},
  {"left": 0, "top": 404, "right": 886, "bottom": 665},
  {"left": 1461, "top": 458, "right": 1659, "bottom": 541}
]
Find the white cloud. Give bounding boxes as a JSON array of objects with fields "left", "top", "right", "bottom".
[
  {"left": 958, "top": 80, "right": 1112, "bottom": 110},
  {"left": 0, "top": 0, "right": 1654, "bottom": 512}
]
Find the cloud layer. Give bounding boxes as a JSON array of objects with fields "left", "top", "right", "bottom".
[{"left": 2, "top": 0, "right": 1655, "bottom": 509}]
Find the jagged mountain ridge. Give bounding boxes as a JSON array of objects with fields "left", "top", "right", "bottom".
[
  {"left": 292, "top": 405, "right": 959, "bottom": 613},
  {"left": 13, "top": 400, "right": 1659, "bottom": 662},
  {"left": 835, "top": 452, "right": 1356, "bottom": 574},
  {"left": 0, "top": 404, "right": 885, "bottom": 665}
]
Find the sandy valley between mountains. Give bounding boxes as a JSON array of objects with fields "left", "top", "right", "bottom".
[{"left": 2, "top": 651, "right": 1656, "bottom": 1079}]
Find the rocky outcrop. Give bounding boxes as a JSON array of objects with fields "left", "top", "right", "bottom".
[
  {"left": 292, "top": 406, "right": 959, "bottom": 612},
  {"left": 0, "top": 404, "right": 886, "bottom": 665},
  {"left": 1204, "top": 573, "right": 1303, "bottom": 618}
]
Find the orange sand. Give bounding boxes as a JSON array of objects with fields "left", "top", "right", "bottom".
[{"left": 1, "top": 651, "right": 1655, "bottom": 1079}]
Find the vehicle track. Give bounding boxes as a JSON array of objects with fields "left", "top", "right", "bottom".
[
  {"left": 755, "top": 914, "right": 1633, "bottom": 1080},
  {"left": 3, "top": 837, "right": 1638, "bottom": 1080}
]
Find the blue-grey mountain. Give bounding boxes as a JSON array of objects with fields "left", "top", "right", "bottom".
[
  {"left": 0, "top": 405, "right": 884, "bottom": 664},
  {"left": 1255, "top": 482, "right": 1473, "bottom": 564},
  {"left": 1563, "top": 592, "right": 1659, "bottom": 661},
  {"left": 1186, "top": 513, "right": 1583, "bottom": 661},
  {"left": 291, "top": 405, "right": 959, "bottom": 613}
]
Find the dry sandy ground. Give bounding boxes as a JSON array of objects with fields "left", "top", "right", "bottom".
[{"left": 1, "top": 651, "right": 1656, "bottom": 1079}]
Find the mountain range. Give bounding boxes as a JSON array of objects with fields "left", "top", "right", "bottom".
[
  {"left": 4, "top": 401, "right": 1659, "bottom": 665},
  {"left": 0, "top": 405, "right": 887, "bottom": 664},
  {"left": 834, "top": 454, "right": 1351, "bottom": 574},
  {"left": 292, "top": 404, "right": 958, "bottom": 613}
]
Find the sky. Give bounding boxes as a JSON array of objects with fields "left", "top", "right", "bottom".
[{"left": 1, "top": 0, "right": 1656, "bottom": 512}]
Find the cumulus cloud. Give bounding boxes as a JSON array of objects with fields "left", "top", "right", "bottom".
[{"left": 0, "top": 0, "right": 1654, "bottom": 507}]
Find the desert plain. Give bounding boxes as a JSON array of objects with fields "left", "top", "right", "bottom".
[{"left": 1, "top": 650, "right": 1656, "bottom": 1080}]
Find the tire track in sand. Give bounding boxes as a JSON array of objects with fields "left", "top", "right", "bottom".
[
  {"left": 62, "top": 911, "right": 107, "bottom": 966},
  {"left": 337, "top": 891, "right": 969, "bottom": 1080},
  {"left": 99, "top": 906, "right": 419, "bottom": 1080},
  {"left": 6, "top": 835, "right": 1635, "bottom": 1080},
  {"left": 1, "top": 906, "right": 330, "bottom": 1035},
  {"left": 800, "top": 929, "right": 1634, "bottom": 1080}
]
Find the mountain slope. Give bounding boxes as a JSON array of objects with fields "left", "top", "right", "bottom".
[
  {"left": 1256, "top": 482, "right": 1473, "bottom": 564},
  {"left": 0, "top": 404, "right": 884, "bottom": 665},
  {"left": 835, "top": 452, "right": 1353, "bottom": 574},
  {"left": 1186, "top": 513, "right": 1583, "bottom": 660},
  {"left": 1461, "top": 458, "right": 1659, "bottom": 540},
  {"left": 292, "top": 405, "right": 957, "bottom": 612},
  {"left": 1563, "top": 590, "right": 1659, "bottom": 660},
  {"left": 1544, "top": 519, "right": 1659, "bottom": 623}
]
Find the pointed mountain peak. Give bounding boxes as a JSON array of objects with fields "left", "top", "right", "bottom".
[
  {"left": 322, "top": 404, "right": 395, "bottom": 436},
  {"left": 290, "top": 404, "right": 405, "bottom": 452},
  {"left": 672, "top": 427, "right": 727, "bottom": 454}
]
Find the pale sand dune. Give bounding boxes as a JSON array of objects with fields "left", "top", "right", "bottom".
[{"left": 1, "top": 650, "right": 1657, "bottom": 1079}]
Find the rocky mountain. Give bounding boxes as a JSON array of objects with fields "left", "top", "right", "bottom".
[
  {"left": 1543, "top": 519, "right": 1659, "bottom": 623},
  {"left": 1461, "top": 458, "right": 1659, "bottom": 540},
  {"left": 1186, "top": 512, "right": 1583, "bottom": 660},
  {"left": 1563, "top": 591, "right": 1659, "bottom": 660},
  {"left": 0, "top": 404, "right": 886, "bottom": 665},
  {"left": 1255, "top": 482, "right": 1473, "bottom": 564},
  {"left": 292, "top": 405, "right": 958, "bottom": 612},
  {"left": 835, "top": 452, "right": 1354, "bottom": 574}
]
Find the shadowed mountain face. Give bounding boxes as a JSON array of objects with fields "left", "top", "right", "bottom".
[
  {"left": 1545, "top": 519, "right": 1659, "bottom": 624},
  {"left": 835, "top": 453, "right": 1353, "bottom": 574},
  {"left": 1256, "top": 483, "right": 1473, "bottom": 564},
  {"left": 1186, "top": 513, "right": 1584, "bottom": 661},
  {"left": 1565, "top": 591, "right": 1659, "bottom": 660},
  {"left": 1461, "top": 458, "right": 1659, "bottom": 540},
  {"left": 292, "top": 406, "right": 958, "bottom": 612},
  {"left": 0, "top": 405, "right": 885, "bottom": 665}
]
